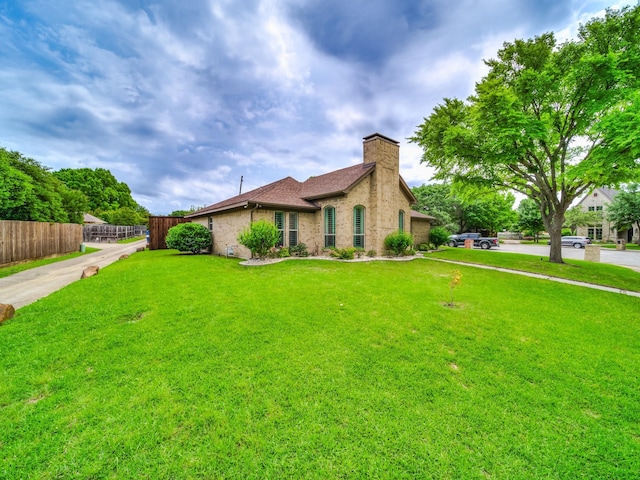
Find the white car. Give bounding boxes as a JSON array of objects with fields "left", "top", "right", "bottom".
[{"left": 547, "top": 236, "right": 591, "bottom": 248}]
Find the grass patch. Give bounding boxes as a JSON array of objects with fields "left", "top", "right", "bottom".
[
  {"left": 428, "top": 247, "right": 640, "bottom": 292},
  {"left": 1, "top": 251, "right": 639, "bottom": 478},
  {"left": 117, "top": 235, "right": 146, "bottom": 244},
  {"left": 0, "top": 248, "right": 100, "bottom": 279}
]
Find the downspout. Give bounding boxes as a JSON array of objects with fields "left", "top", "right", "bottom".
[{"left": 249, "top": 203, "right": 260, "bottom": 222}]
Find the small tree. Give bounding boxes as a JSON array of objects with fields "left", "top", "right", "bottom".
[
  {"left": 238, "top": 220, "right": 280, "bottom": 259},
  {"left": 606, "top": 184, "right": 640, "bottom": 245},
  {"left": 166, "top": 223, "right": 212, "bottom": 254},
  {"left": 429, "top": 226, "right": 450, "bottom": 250},
  {"left": 384, "top": 231, "right": 414, "bottom": 256},
  {"left": 564, "top": 206, "right": 602, "bottom": 236},
  {"left": 515, "top": 199, "right": 545, "bottom": 241}
]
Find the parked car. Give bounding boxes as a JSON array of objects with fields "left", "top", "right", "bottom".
[
  {"left": 448, "top": 232, "right": 500, "bottom": 250},
  {"left": 547, "top": 236, "right": 591, "bottom": 248}
]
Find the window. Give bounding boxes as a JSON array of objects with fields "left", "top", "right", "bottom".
[
  {"left": 588, "top": 206, "right": 595, "bottom": 212},
  {"left": 588, "top": 227, "right": 603, "bottom": 240},
  {"left": 274, "top": 211, "right": 285, "bottom": 247},
  {"left": 324, "top": 206, "right": 336, "bottom": 248},
  {"left": 289, "top": 213, "right": 298, "bottom": 247},
  {"left": 596, "top": 206, "right": 603, "bottom": 211},
  {"left": 208, "top": 216, "right": 213, "bottom": 231},
  {"left": 353, "top": 206, "right": 365, "bottom": 248},
  {"left": 398, "top": 210, "right": 405, "bottom": 232}
]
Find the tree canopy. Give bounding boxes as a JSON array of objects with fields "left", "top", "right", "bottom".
[
  {"left": 411, "top": 183, "right": 515, "bottom": 234},
  {"left": 410, "top": 6, "right": 640, "bottom": 262},
  {"left": 0, "top": 147, "right": 88, "bottom": 223},
  {"left": 515, "top": 199, "right": 545, "bottom": 241},
  {"left": 0, "top": 146, "right": 147, "bottom": 225},
  {"left": 53, "top": 168, "right": 137, "bottom": 213}
]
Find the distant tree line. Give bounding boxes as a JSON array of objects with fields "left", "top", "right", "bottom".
[
  {"left": 0, "top": 146, "right": 148, "bottom": 225},
  {"left": 411, "top": 183, "right": 516, "bottom": 235}
]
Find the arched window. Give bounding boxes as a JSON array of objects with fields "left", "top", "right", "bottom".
[
  {"left": 353, "top": 206, "right": 365, "bottom": 248},
  {"left": 399, "top": 210, "right": 405, "bottom": 232},
  {"left": 324, "top": 206, "right": 336, "bottom": 247}
]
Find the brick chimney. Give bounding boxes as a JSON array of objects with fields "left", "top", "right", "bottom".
[{"left": 363, "top": 133, "right": 403, "bottom": 253}]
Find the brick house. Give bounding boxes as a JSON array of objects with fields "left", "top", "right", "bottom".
[
  {"left": 576, "top": 187, "right": 639, "bottom": 243},
  {"left": 186, "top": 133, "right": 434, "bottom": 258}
]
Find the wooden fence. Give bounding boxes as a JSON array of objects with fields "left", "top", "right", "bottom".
[
  {"left": 0, "top": 220, "right": 83, "bottom": 266},
  {"left": 82, "top": 225, "right": 146, "bottom": 243},
  {"left": 148, "top": 216, "right": 190, "bottom": 250}
]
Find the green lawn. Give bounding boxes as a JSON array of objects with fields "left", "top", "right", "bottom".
[
  {"left": 1, "top": 251, "right": 639, "bottom": 478},
  {"left": 117, "top": 235, "right": 146, "bottom": 244},
  {"left": 0, "top": 247, "right": 100, "bottom": 279},
  {"left": 428, "top": 247, "right": 640, "bottom": 292}
]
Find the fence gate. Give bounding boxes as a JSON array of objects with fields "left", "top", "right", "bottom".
[{"left": 148, "top": 216, "right": 190, "bottom": 250}]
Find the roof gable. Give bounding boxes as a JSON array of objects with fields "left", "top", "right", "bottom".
[
  {"left": 576, "top": 187, "right": 619, "bottom": 207},
  {"left": 300, "top": 163, "right": 375, "bottom": 200}
]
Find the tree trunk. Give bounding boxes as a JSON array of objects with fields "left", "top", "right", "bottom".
[{"left": 542, "top": 207, "right": 566, "bottom": 264}]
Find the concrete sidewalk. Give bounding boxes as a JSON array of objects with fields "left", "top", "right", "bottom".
[{"left": 0, "top": 239, "right": 147, "bottom": 309}]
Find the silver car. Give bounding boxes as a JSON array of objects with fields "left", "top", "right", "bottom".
[{"left": 547, "top": 236, "right": 592, "bottom": 248}]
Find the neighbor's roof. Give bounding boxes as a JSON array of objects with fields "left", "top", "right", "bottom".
[
  {"left": 187, "top": 162, "right": 380, "bottom": 217},
  {"left": 410, "top": 210, "right": 437, "bottom": 221},
  {"left": 576, "top": 187, "right": 619, "bottom": 206},
  {"left": 83, "top": 213, "right": 106, "bottom": 224}
]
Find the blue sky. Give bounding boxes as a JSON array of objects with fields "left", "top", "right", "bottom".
[{"left": 0, "top": 0, "right": 634, "bottom": 214}]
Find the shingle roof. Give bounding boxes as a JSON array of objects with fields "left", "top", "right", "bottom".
[
  {"left": 83, "top": 213, "right": 106, "bottom": 224},
  {"left": 187, "top": 163, "right": 377, "bottom": 217},
  {"left": 300, "top": 163, "right": 376, "bottom": 199},
  {"left": 187, "top": 158, "right": 418, "bottom": 218},
  {"left": 410, "top": 210, "right": 436, "bottom": 221}
]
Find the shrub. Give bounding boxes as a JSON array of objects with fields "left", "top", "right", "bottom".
[
  {"left": 165, "top": 223, "right": 212, "bottom": 254},
  {"left": 417, "top": 243, "right": 430, "bottom": 251},
  {"left": 366, "top": 249, "right": 377, "bottom": 257},
  {"left": 330, "top": 247, "right": 356, "bottom": 260},
  {"left": 279, "top": 247, "right": 290, "bottom": 258},
  {"left": 237, "top": 220, "right": 280, "bottom": 259},
  {"left": 429, "top": 227, "right": 451, "bottom": 251},
  {"left": 384, "top": 231, "right": 414, "bottom": 256},
  {"left": 290, "top": 243, "right": 309, "bottom": 257}
]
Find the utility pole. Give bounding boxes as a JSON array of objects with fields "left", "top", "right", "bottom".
[{"left": 239, "top": 175, "right": 244, "bottom": 195}]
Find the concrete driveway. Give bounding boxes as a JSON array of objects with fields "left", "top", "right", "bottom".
[
  {"left": 493, "top": 241, "right": 640, "bottom": 272},
  {"left": 0, "top": 239, "right": 147, "bottom": 309}
]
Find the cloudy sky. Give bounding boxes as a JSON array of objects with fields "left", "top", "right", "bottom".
[{"left": 0, "top": 1, "right": 635, "bottom": 214}]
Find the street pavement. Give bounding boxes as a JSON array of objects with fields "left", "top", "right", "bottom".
[{"left": 0, "top": 239, "right": 147, "bottom": 309}]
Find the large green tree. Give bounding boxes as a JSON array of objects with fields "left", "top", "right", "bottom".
[
  {"left": 412, "top": 183, "right": 515, "bottom": 234},
  {"left": 0, "top": 147, "right": 86, "bottom": 223},
  {"left": 606, "top": 184, "right": 640, "bottom": 245},
  {"left": 411, "top": 6, "right": 640, "bottom": 263},
  {"left": 53, "top": 168, "right": 137, "bottom": 212}
]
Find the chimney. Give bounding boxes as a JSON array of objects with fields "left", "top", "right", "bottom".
[{"left": 363, "top": 133, "right": 400, "bottom": 174}]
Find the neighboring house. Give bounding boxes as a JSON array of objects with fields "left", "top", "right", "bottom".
[
  {"left": 187, "top": 133, "right": 434, "bottom": 258},
  {"left": 575, "top": 187, "right": 639, "bottom": 243},
  {"left": 83, "top": 213, "right": 107, "bottom": 224}
]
